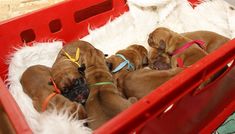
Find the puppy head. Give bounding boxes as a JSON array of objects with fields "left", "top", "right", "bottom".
[
  {"left": 148, "top": 27, "right": 180, "bottom": 53},
  {"left": 51, "top": 59, "right": 87, "bottom": 96},
  {"left": 127, "top": 44, "right": 149, "bottom": 67},
  {"left": 148, "top": 47, "right": 171, "bottom": 70}
]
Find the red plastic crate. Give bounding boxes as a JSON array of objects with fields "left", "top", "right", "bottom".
[{"left": 0, "top": 0, "right": 234, "bottom": 133}]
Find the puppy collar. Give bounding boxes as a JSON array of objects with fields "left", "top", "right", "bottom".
[
  {"left": 62, "top": 48, "right": 80, "bottom": 67},
  {"left": 171, "top": 40, "right": 205, "bottom": 56},
  {"left": 111, "top": 54, "right": 135, "bottom": 73},
  {"left": 42, "top": 78, "right": 61, "bottom": 112},
  {"left": 89, "top": 81, "right": 114, "bottom": 87},
  {"left": 170, "top": 40, "right": 205, "bottom": 68}
]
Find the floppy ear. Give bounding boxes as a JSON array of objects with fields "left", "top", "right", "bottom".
[
  {"left": 159, "top": 40, "right": 166, "bottom": 50},
  {"left": 106, "top": 61, "right": 113, "bottom": 71},
  {"left": 142, "top": 56, "right": 149, "bottom": 66},
  {"left": 78, "top": 64, "right": 86, "bottom": 73},
  {"left": 148, "top": 33, "right": 155, "bottom": 47}
]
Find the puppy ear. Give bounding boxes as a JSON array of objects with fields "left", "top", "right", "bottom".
[
  {"left": 106, "top": 61, "right": 113, "bottom": 71},
  {"left": 148, "top": 33, "right": 155, "bottom": 47},
  {"left": 78, "top": 64, "right": 86, "bottom": 73},
  {"left": 142, "top": 56, "right": 149, "bottom": 66},
  {"left": 159, "top": 40, "right": 166, "bottom": 50},
  {"left": 104, "top": 54, "right": 109, "bottom": 57}
]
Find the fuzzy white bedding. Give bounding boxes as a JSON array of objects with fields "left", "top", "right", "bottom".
[{"left": 6, "top": 0, "right": 235, "bottom": 133}]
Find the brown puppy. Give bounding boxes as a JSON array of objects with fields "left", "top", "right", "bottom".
[
  {"left": 148, "top": 29, "right": 230, "bottom": 70},
  {"left": 51, "top": 40, "right": 94, "bottom": 104},
  {"left": 20, "top": 65, "right": 87, "bottom": 119},
  {"left": 148, "top": 28, "right": 228, "bottom": 88},
  {"left": 118, "top": 68, "right": 182, "bottom": 99},
  {"left": 106, "top": 44, "right": 148, "bottom": 96},
  {"left": 82, "top": 48, "right": 133, "bottom": 130},
  {"left": 148, "top": 27, "right": 208, "bottom": 68}
]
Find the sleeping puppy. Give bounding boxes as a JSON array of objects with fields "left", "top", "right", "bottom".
[
  {"left": 106, "top": 44, "right": 148, "bottom": 96},
  {"left": 148, "top": 28, "right": 228, "bottom": 88},
  {"left": 148, "top": 29, "right": 230, "bottom": 70},
  {"left": 51, "top": 40, "right": 95, "bottom": 104},
  {"left": 81, "top": 47, "right": 133, "bottom": 130},
  {"left": 118, "top": 68, "right": 182, "bottom": 99},
  {"left": 20, "top": 65, "right": 87, "bottom": 119},
  {"left": 148, "top": 27, "right": 208, "bottom": 68}
]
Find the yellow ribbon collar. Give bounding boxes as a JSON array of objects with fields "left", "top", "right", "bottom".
[{"left": 62, "top": 48, "right": 80, "bottom": 67}]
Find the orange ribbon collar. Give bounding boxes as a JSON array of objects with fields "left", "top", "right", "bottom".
[{"left": 42, "top": 78, "right": 61, "bottom": 112}]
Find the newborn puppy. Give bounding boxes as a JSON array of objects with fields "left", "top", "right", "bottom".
[
  {"left": 51, "top": 40, "right": 94, "bottom": 104},
  {"left": 118, "top": 68, "right": 182, "bottom": 99},
  {"left": 148, "top": 29, "right": 230, "bottom": 70},
  {"left": 106, "top": 44, "right": 148, "bottom": 96},
  {"left": 148, "top": 28, "right": 228, "bottom": 88},
  {"left": 82, "top": 48, "right": 133, "bottom": 130},
  {"left": 148, "top": 27, "right": 208, "bottom": 68},
  {"left": 20, "top": 65, "right": 87, "bottom": 119},
  {"left": 182, "top": 30, "right": 230, "bottom": 53}
]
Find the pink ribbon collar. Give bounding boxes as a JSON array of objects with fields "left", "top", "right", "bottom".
[
  {"left": 171, "top": 40, "right": 205, "bottom": 56},
  {"left": 170, "top": 40, "right": 205, "bottom": 68}
]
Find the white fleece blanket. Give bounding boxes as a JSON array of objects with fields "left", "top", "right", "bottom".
[{"left": 6, "top": 0, "right": 235, "bottom": 133}]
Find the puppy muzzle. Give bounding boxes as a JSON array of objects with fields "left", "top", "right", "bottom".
[{"left": 62, "top": 78, "right": 89, "bottom": 105}]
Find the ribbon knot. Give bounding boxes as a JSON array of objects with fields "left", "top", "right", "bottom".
[
  {"left": 111, "top": 54, "right": 135, "bottom": 73},
  {"left": 62, "top": 48, "right": 80, "bottom": 67}
]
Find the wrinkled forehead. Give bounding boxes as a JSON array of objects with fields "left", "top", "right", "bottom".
[
  {"left": 128, "top": 46, "right": 148, "bottom": 56},
  {"left": 84, "top": 48, "right": 105, "bottom": 58}
]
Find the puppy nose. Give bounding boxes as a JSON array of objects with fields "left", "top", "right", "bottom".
[{"left": 74, "top": 78, "right": 85, "bottom": 86}]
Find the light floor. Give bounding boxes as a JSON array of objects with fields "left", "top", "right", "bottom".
[{"left": 0, "top": 0, "right": 64, "bottom": 22}]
